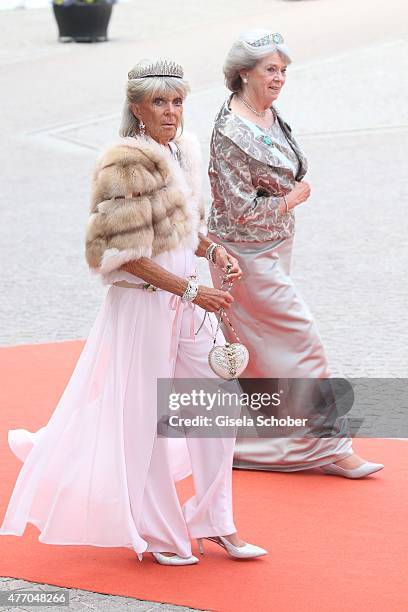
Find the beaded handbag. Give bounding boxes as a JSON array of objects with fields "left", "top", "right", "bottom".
[
  {"left": 207, "top": 271, "right": 249, "bottom": 380},
  {"left": 208, "top": 314, "right": 249, "bottom": 380}
]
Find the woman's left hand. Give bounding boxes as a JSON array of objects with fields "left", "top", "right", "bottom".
[{"left": 213, "top": 247, "right": 242, "bottom": 282}]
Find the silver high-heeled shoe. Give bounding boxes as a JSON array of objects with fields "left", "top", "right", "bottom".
[
  {"left": 320, "top": 461, "right": 384, "bottom": 479},
  {"left": 197, "top": 536, "right": 267, "bottom": 559},
  {"left": 151, "top": 552, "right": 199, "bottom": 566}
]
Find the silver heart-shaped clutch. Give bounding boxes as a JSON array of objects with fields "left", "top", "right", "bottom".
[{"left": 208, "top": 342, "right": 249, "bottom": 380}]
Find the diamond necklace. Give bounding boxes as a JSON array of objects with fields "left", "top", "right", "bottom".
[{"left": 238, "top": 95, "right": 267, "bottom": 118}]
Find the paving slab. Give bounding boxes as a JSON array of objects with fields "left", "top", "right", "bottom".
[{"left": 0, "top": 577, "right": 205, "bottom": 611}]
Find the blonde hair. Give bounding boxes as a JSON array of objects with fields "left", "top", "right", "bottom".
[
  {"left": 119, "top": 59, "right": 190, "bottom": 137},
  {"left": 224, "top": 29, "right": 292, "bottom": 92}
]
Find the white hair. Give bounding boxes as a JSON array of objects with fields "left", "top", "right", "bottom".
[
  {"left": 119, "top": 59, "right": 190, "bottom": 137},
  {"left": 223, "top": 29, "right": 292, "bottom": 92}
]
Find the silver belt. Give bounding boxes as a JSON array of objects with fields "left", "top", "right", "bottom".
[
  {"left": 113, "top": 273, "right": 197, "bottom": 292},
  {"left": 113, "top": 280, "right": 159, "bottom": 291}
]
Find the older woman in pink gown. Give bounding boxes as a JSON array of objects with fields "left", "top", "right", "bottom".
[{"left": 0, "top": 59, "right": 267, "bottom": 564}]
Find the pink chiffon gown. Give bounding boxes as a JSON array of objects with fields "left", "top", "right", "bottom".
[{"left": 0, "top": 245, "right": 237, "bottom": 558}]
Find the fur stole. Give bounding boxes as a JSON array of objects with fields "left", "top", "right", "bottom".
[{"left": 85, "top": 131, "right": 205, "bottom": 275}]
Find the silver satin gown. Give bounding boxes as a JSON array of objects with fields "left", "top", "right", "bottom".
[
  {"left": 209, "top": 236, "right": 353, "bottom": 471},
  {"left": 208, "top": 103, "right": 353, "bottom": 471}
]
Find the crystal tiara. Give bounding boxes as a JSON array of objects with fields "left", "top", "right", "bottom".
[
  {"left": 128, "top": 60, "right": 184, "bottom": 80},
  {"left": 247, "top": 32, "right": 284, "bottom": 48}
]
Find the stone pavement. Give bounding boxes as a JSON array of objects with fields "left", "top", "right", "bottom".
[
  {"left": 0, "top": 0, "right": 407, "bottom": 609},
  {"left": 0, "top": 577, "right": 204, "bottom": 611}
]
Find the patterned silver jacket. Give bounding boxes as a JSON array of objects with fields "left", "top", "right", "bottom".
[{"left": 207, "top": 97, "right": 308, "bottom": 242}]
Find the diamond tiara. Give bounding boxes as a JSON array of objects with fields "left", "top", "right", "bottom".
[
  {"left": 247, "top": 33, "right": 284, "bottom": 48},
  {"left": 128, "top": 60, "right": 184, "bottom": 80}
]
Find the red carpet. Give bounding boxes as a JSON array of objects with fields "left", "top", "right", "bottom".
[{"left": 0, "top": 341, "right": 407, "bottom": 611}]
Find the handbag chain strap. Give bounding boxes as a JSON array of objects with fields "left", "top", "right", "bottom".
[
  {"left": 194, "top": 266, "right": 242, "bottom": 345},
  {"left": 210, "top": 269, "right": 243, "bottom": 346}
]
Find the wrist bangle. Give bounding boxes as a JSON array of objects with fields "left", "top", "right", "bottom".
[
  {"left": 211, "top": 244, "right": 226, "bottom": 264},
  {"left": 206, "top": 242, "right": 227, "bottom": 265},
  {"left": 205, "top": 242, "right": 224, "bottom": 264},
  {"left": 205, "top": 242, "right": 216, "bottom": 262},
  {"left": 181, "top": 279, "right": 199, "bottom": 303}
]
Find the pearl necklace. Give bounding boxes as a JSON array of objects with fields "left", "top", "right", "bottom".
[{"left": 238, "top": 95, "right": 267, "bottom": 118}]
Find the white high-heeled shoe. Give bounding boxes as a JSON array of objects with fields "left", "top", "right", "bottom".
[
  {"left": 320, "top": 461, "right": 384, "bottom": 479},
  {"left": 197, "top": 536, "right": 267, "bottom": 559},
  {"left": 151, "top": 552, "right": 199, "bottom": 566}
]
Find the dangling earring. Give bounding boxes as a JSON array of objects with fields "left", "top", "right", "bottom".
[
  {"left": 242, "top": 76, "right": 248, "bottom": 84},
  {"left": 139, "top": 119, "right": 146, "bottom": 136}
]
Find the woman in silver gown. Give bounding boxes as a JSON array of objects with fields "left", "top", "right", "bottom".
[{"left": 207, "top": 29, "right": 383, "bottom": 478}]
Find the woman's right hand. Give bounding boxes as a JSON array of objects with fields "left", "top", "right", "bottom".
[
  {"left": 287, "top": 180, "right": 311, "bottom": 209},
  {"left": 193, "top": 286, "right": 234, "bottom": 312}
]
